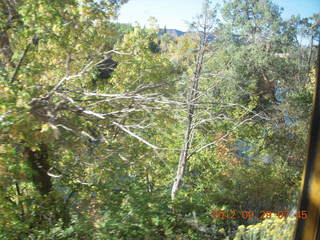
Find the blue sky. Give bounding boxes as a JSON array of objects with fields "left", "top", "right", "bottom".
[{"left": 117, "top": 0, "right": 320, "bottom": 31}]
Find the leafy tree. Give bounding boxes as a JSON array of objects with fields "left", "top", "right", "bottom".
[{"left": 0, "top": 0, "right": 131, "bottom": 237}]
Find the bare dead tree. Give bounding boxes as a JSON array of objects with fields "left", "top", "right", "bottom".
[{"left": 171, "top": 0, "right": 217, "bottom": 200}]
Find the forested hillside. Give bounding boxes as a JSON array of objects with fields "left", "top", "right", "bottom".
[{"left": 0, "top": 0, "right": 319, "bottom": 239}]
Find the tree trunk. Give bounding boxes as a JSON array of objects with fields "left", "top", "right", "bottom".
[
  {"left": 24, "top": 144, "right": 52, "bottom": 195},
  {"left": 0, "top": 0, "right": 20, "bottom": 67},
  {"left": 307, "top": 33, "right": 314, "bottom": 73}
]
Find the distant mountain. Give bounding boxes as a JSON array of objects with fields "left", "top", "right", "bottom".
[
  {"left": 158, "top": 29, "right": 186, "bottom": 38},
  {"left": 158, "top": 28, "right": 215, "bottom": 42}
]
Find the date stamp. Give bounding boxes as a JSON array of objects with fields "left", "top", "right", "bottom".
[{"left": 210, "top": 210, "right": 308, "bottom": 220}]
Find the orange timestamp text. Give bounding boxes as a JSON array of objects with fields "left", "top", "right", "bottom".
[{"left": 210, "top": 209, "right": 308, "bottom": 220}]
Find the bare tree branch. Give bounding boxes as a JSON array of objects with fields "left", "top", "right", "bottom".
[
  {"left": 9, "top": 43, "right": 31, "bottom": 84},
  {"left": 112, "top": 121, "right": 159, "bottom": 150}
]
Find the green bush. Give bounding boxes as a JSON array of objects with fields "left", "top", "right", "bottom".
[{"left": 233, "top": 215, "right": 296, "bottom": 240}]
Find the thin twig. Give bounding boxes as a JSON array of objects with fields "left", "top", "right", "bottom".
[{"left": 9, "top": 43, "right": 31, "bottom": 84}]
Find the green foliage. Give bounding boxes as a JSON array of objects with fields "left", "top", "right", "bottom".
[
  {"left": 111, "top": 27, "right": 176, "bottom": 91},
  {"left": 222, "top": 0, "right": 283, "bottom": 43}
]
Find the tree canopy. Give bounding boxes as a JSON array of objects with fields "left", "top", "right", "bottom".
[{"left": 0, "top": 0, "right": 318, "bottom": 239}]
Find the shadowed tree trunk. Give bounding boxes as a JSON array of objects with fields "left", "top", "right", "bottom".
[
  {"left": 0, "top": 0, "right": 21, "bottom": 67},
  {"left": 24, "top": 144, "right": 52, "bottom": 195}
]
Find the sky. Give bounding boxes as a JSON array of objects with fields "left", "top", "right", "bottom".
[{"left": 117, "top": 0, "right": 320, "bottom": 31}]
